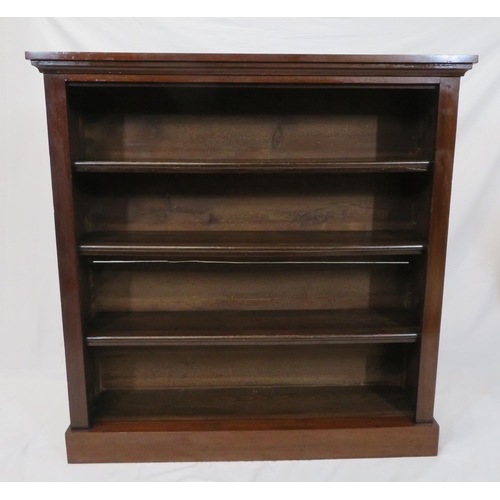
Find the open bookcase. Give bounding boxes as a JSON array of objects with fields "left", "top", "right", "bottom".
[{"left": 26, "top": 52, "right": 476, "bottom": 462}]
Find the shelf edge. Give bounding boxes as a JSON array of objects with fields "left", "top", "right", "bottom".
[
  {"left": 86, "top": 332, "right": 420, "bottom": 347},
  {"left": 74, "top": 160, "right": 432, "bottom": 174}
]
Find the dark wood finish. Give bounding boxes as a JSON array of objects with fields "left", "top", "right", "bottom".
[
  {"left": 85, "top": 309, "right": 419, "bottom": 346},
  {"left": 90, "top": 260, "right": 413, "bottom": 312},
  {"left": 67, "top": 84, "right": 437, "bottom": 163},
  {"left": 76, "top": 172, "right": 428, "bottom": 233},
  {"left": 79, "top": 230, "right": 426, "bottom": 259},
  {"left": 26, "top": 52, "right": 477, "bottom": 63},
  {"left": 28, "top": 52, "right": 475, "bottom": 462},
  {"left": 86, "top": 415, "right": 415, "bottom": 432},
  {"left": 91, "top": 385, "right": 413, "bottom": 421},
  {"left": 26, "top": 52, "right": 476, "bottom": 77},
  {"left": 43, "top": 75, "right": 90, "bottom": 429},
  {"left": 416, "top": 77, "right": 461, "bottom": 423},
  {"left": 94, "top": 344, "right": 407, "bottom": 390},
  {"left": 65, "top": 420, "right": 439, "bottom": 463},
  {"left": 74, "top": 159, "right": 431, "bottom": 173},
  {"left": 65, "top": 75, "right": 444, "bottom": 85}
]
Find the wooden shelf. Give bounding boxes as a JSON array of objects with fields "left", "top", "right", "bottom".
[
  {"left": 74, "top": 159, "right": 432, "bottom": 173},
  {"left": 91, "top": 385, "right": 414, "bottom": 422},
  {"left": 79, "top": 230, "right": 427, "bottom": 259},
  {"left": 85, "top": 309, "right": 420, "bottom": 346}
]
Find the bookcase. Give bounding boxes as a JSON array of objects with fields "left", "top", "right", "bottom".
[{"left": 26, "top": 52, "right": 477, "bottom": 463}]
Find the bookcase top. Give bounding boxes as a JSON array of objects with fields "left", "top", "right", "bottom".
[{"left": 25, "top": 52, "right": 478, "bottom": 77}]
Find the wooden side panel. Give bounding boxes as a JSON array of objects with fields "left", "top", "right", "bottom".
[
  {"left": 416, "top": 77, "right": 461, "bottom": 422},
  {"left": 43, "top": 74, "right": 89, "bottom": 428}
]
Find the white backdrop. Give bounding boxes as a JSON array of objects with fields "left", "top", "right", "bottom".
[{"left": 1, "top": 17, "right": 500, "bottom": 481}]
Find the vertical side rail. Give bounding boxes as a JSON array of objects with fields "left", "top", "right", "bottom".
[
  {"left": 416, "top": 77, "right": 461, "bottom": 422},
  {"left": 44, "top": 74, "right": 89, "bottom": 428}
]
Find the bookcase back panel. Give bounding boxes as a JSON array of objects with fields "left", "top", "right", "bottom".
[
  {"left": 91, "top": 260, "right": 414, "bottom": 313},
  {"left": 95, "top": 344, "right": 408, "bottom": 390},
  {"left": 78, "top": 173, "right": 428, "bottom": 233},
  {"left": 68, "top": 84, "right": 437, "bottom": 162}
]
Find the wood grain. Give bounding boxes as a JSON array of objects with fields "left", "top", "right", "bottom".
[
  {"left": 416, "top": 77, "right": 461, "bottom": 422},
  {"left": 91, "top": 385, "right": 414, "bottom": 421},
  {"left": 94, "top": 343, "right": 408, "bottom": 390},
  {"left": 77, "top": 172, "right": 426, "bottom": 233},
  {"left": 65, "top": 420, "right": 439, "bottom": 462},
  {"left": 26, "top": 51, "right": 476, "bottom": 77},
  {"left": 43, "top": 74, "right": 90, "bottom": 429},
  {"left": 69, "top": 85, "right": 436, "bottom": 163},
  {"left": 91, "top": 261, "right": 413, "bottom": 313}
]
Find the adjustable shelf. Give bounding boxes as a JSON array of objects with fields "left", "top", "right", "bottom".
[
  {"left": 28, "top": 51, "right": 477, "bottom": 463},
  {"left": 79, "top": 230, "right": 427, "bottom": 259},
  {"left": 74, "top": 159, "right": 432, "bottom": 174},
  {"left": 85, "top": 308, "right": 420, "bottom": 346}
]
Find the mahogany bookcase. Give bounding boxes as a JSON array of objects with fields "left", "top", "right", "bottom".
[{"left": 26, "top": 52, "right": 477, "bottom": 463}]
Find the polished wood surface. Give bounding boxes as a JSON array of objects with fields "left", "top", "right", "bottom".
[
  {"left": 88, "top": 415, "right": 415, "bottom": 432},
  {"left": 416, "top": 77, "right": 461, "bottom": 423},
  {"left": 65, "top": 420, "right": 439, "bottom": 463},
  {"left": 43, "top": 75, "right": 90, "bottom": 429},
  {"left": 74, "top": 159, "right": 431, "bottom": 173},
  {"left": 85, "top": 308, "right": 419, "bottom": 346},
  {"left": 26, "top": 52, "right": 477, "bottom": 77},
  {"left": 29, "top": 52, "right": 476, "bottom": 462},
  {"left": 25, "top": 52, "right": 478, "bottom": 63},
  {"left": 79, "top": 230, "right": 426, "bottom": 258}
]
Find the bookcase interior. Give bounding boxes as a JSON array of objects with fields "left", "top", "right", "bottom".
[{"left": 68, "top": 83, "right": 438, "bottom": 163}]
